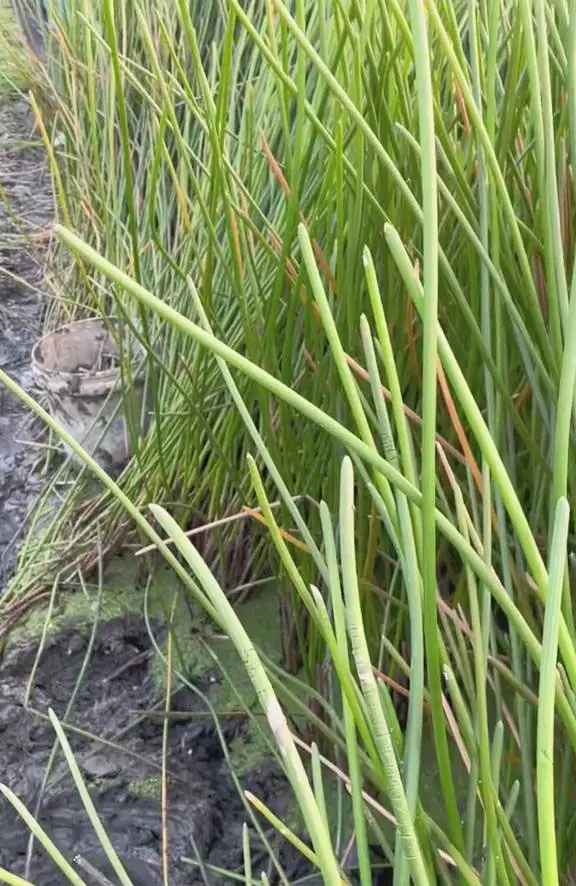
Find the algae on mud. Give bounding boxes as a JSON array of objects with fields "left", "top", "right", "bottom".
[{"left": 6, "top": 553, "right": 288, "bottom": 769}]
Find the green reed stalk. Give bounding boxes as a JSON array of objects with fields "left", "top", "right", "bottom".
[
  {"left": 537, "top": 497, "right": 570, "bottom": 886},
  {"left": 149, "top": 498, "right": 344, "bottom": 886},
  {"left": 339, "top": 457, "right": 432, "bottom": 886},
  {"left": 52, "top": 226, "right": 566, "bottom": 692}
]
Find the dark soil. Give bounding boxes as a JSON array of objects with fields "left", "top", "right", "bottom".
[
  {"left": 0, "top": 97, "right": 51, "bottom": 584},
  {"left": 0, "top": 99, "right": 303, "bottom": 886},
  {"left": 0, "top": 615, "right": 299, "bottom": 886}
]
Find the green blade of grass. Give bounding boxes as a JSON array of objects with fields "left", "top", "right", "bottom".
[
  {"left": 536, "top": 497, "right": 570, "bottom": 886},
  {"left": 149, "top": 496, "right": 344, "bottom": 886},
  {"left": 339, "top": 456, "right": 432, "bottom": 886}
]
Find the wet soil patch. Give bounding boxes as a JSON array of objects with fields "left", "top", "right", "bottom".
[
  {"left": 0, "top": 614, "right": 301, "bottom": 886},
  {"left": 0, "top": 96, "right": 51, "bottom": 583}
]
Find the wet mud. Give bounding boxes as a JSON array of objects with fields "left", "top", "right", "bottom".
[
  {"left": 0, "top": 615, "right": 298, "bottom": 886},
  {"left": 0, "top": 97, "right": 51, "bottom": 583}
]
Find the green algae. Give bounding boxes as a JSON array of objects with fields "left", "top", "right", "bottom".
[
  {"left": 129, "top": 776, "right": 163, "bottom": 800},
  {"left": 6, "top": 553, "right": 285, "bottom": 778}
]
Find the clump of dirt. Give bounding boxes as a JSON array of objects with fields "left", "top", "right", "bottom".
[{"left": 0, "top": 614, "right": 301, "bottom": 886}]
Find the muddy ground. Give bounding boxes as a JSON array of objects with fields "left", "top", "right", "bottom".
[
  {"left": 0, "top": 97, "right": 50, "bottom": 584},
  {"left": 0, "top": 614, "right": 301, "bottom": 886},
  {"left": 0, "top": 99, "right": 313, "bottom": 886}
]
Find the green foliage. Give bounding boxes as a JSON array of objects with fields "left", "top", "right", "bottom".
[{"left": 1, "top": 0, "right": 576, "bottom": 884}]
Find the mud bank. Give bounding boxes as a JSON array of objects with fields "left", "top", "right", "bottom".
[{"left": 0, "top": 97, "right": 51, "bottom": 585}]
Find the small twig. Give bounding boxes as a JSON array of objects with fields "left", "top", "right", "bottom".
[
  {"left": 162, "top": 599, "right": 178, "bottom": 886},
  {"left": 13, "top": 438, "right": 61, "bottom": 451},
  {"left": 104, "top": 649, "right": 152, "bottom": 683},
  {"left": 227, "top": 575, "right": 276, "bottom": 601},
  {"left": 74, "top": 855, "right": 116, "bottom": 886},
  {"left": 340, "top": 833, "right": 357, "bottom": 870},
  {"left": 129, "top": 708, "right": 260, "bottom": 721},
  {"left": 292, "top": 733, "right": 464, "bottom": 871},
  {"left": 135, "top": 495, "right": 311, "bottom": 557}
]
